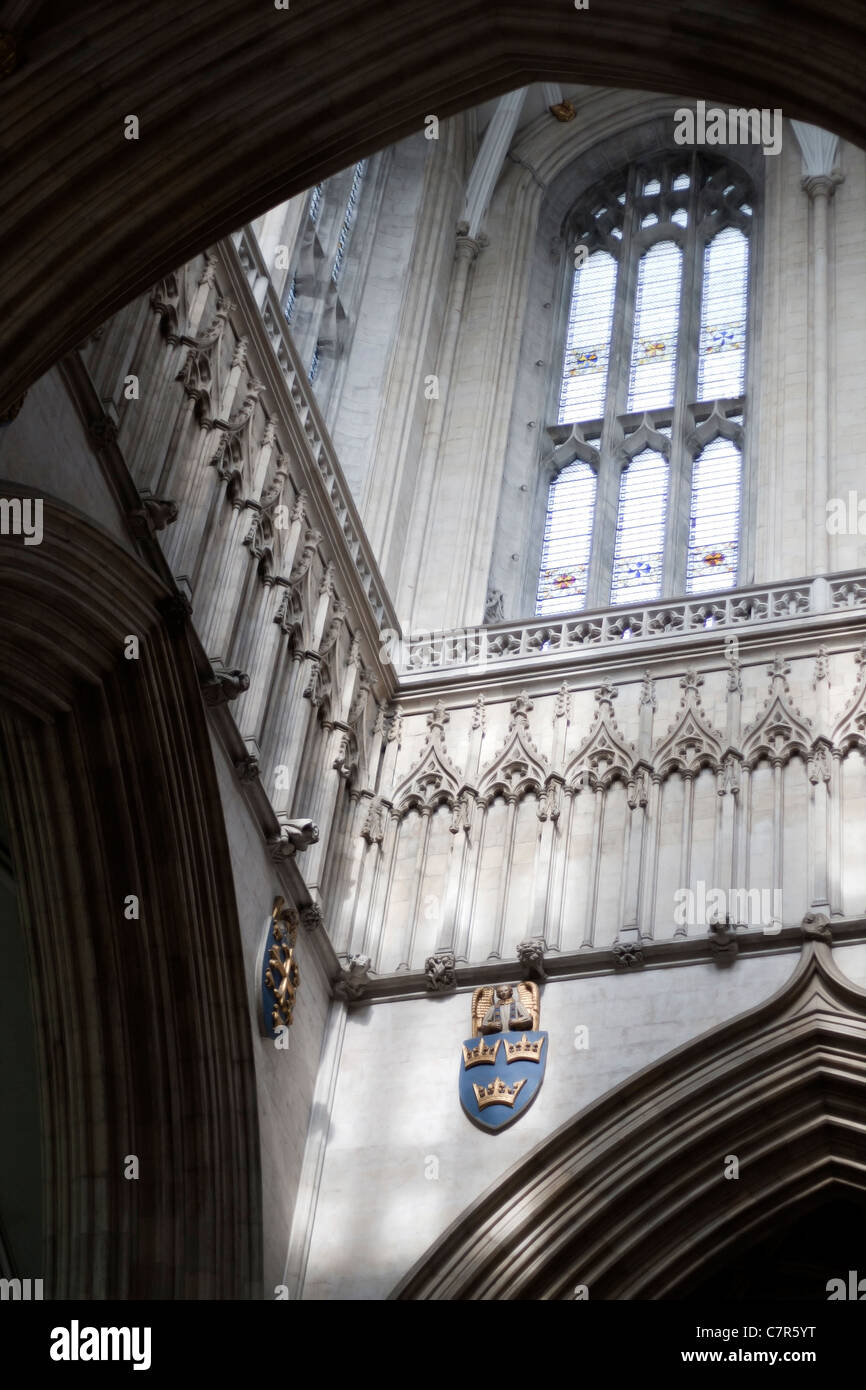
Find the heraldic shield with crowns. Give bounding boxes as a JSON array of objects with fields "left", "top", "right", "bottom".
[{"left": 459, "top": 981, "right": 547, "bottom": 1132}]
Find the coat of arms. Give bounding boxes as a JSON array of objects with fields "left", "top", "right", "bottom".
[
  {"left": 261, "top": 897, "right": 300, "bottom": 1038},
  {"left": 458, "top": 981, "right": 547, "bottom": 1132}
]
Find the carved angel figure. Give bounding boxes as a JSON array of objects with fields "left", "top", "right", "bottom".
[{"left": 472, "top": 981, "right": 539, "bottom": 1035}]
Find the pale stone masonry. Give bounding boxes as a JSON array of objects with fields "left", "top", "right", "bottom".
[{"left": 3, "top": 84, "right": 866, "bottom": 1299}]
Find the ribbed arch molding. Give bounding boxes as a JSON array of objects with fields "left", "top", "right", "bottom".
[
  {"left": 0, "top": 488, "right": 261, "bottom": 1298},
  {"left": 393, "top": 928, "right": 866, "bottom": 1300},
  {"left": 3, "top": 2, "right": 866, "bottom": 410}
]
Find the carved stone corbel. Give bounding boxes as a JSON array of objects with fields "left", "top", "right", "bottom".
[
  {"left": 234, "top": 753, "right": 260, "bottom": 782},
  {"left": 334, "top": 954, "right": 373, "bottom": 1001},
  {"left": 201, "top": 665, "right": 250, "bottom": 705},
  {"left": 128, "top": 491, "right": 179, "bottom": 539},
  {"left": 612, "top": 941, "right": 644, "bottom": 970},
  {"left": 156, "top": 589, "right": 193, "bottom": 635},
  {"left": 424, "top": 950, "right": 457, "bottom": 993},
  {"left": 268, "top": 816, "right": 319, "bottom": 860},
  {"left": 517, "top": 937, "right": 547, "bottom": 981},
  {"left": 708, "top": 916, "right": 739, "bottom": 969},
  {"left": 801, "top": 912, "right": 832, "bottom": 944},
  {"left": 301, "top": 903, "right": 324, "bottom": 934}
]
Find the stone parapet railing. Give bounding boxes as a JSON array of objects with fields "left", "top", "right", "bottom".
[{"left": 397, "top": 572, "right": 866, "bottom": 675}]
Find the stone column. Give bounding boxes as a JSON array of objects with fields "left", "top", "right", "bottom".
[
  {"left": 791, "top": 122, "right": 843, "bottom": 576},
  {"left": 402, "top": 231, "right": 482, "bottom": 625}
]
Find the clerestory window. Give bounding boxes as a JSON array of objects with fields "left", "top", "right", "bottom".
[{"left": 536, "top": 154, "right": 753, "bottom": 617}]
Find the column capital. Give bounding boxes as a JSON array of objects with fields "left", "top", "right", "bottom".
[
  {"left": 801, "top": 171, "right": 844, "bottom": 201},
  {"left": 454, "top": 224, "right": 487, "bottom": 259}
]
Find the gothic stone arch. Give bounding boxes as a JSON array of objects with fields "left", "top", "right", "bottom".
[
  {"left": 0, "top": 488, "right": 261, "bottom": 1298},
  {"left": 393, "top": 923, "right": 866, "bottom": 1299},
  {"left": 3, "top": 1, "right": 866, "bottom": 412}
]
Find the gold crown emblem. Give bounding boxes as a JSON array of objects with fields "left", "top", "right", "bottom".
[
  {"left": 462, "top": 1037, "right": 501, "bottom": 1069},
  {"left": 504, "top": 1033, "right": 545, "bottom": 1064},
  {"left": 473, "top": 1076, "right": 527, "bottom": 1111}
]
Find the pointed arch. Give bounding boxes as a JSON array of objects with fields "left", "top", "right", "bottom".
[{"left": 394, "top": 927, "right": 866, "bottom": 1300}]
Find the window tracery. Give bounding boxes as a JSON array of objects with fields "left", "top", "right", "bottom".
[{"left": 537, "top": 154, "right": 753, "bottom": 617}]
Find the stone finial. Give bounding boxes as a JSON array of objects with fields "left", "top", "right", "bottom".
[
  {"left": 509, "top": 691, "right": 534, "bottom": 728},
  {"left": 639, "top": 670, "right": 657, "bottom": 710},
  {"left": 426, "top": 700, "right": 450, "bottom": 736}
]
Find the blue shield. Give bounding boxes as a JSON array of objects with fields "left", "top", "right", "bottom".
[{"left": 459, "top": 1029, "right": 548, "bottom": 1132}]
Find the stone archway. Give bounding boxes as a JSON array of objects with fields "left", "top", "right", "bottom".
[
  {"left": 0, "top": 487, "right": 261, "bottom": 1298},
  {"left": 3, "top": 0, "right": 866, "bottom": 411},
  {"left": 394, "top": 923, "right": 866, "bottom": 1299}
]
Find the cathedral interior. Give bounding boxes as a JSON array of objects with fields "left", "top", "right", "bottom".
[{"left": 4, "top": 1, "right": 866, "bottom": 1304}]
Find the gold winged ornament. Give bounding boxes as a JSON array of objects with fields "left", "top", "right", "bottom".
[{"left": 472, "top": 980, "right": 539, "bottom": 1035}]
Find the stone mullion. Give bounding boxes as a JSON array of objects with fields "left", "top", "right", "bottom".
[
  {"left": 673, "top": 772, "right": 695, "bottom": 937},
  {"left": 535, "top": 789, "right": 559, "bottom": 943},
  {"left": 549, "top": 784, "right": 576, "bottom": 951},
  {"left": 590, "top": 166, "right": 639, "bottom": 609},
  {"left": 616, "top": 795, "right": 634, "bottom": 936},
  {"left": 716, "top": 771, "right": 737, "bottom": 903},
  {"left": 665, "top": 155, "right": 702, "bottom": 598},
  {"left": 461, "top": 800, "right": 489, "bottom": 963},
  {"left": 621, "top": 781, "right": 649, "bottom": 935},
  {"left": 399, "top": 806, "right": 433, "bottom": 971},
  {"left": 771, "top": 757, "right": 784, "bottom": 929},
  {"left": 441, "top": 798, "right": 474, "bottom": 955},
  {"left": 808, "top": 765, "right": 831, "bottom": 913},
  {"left": 829, "top": 751, "right": 843, "bottom": 915},
  {"left": 492, "top": 794, "right": 519, "bottom": 960},
  {"left": 582, "top": 781, "right": 605, "bottom": 948},
  {"left": 369, "top": 812, "right": 400, "bottom": 970},
  {"left": 639, "top": 774, "right": 663, "bottom": 938},
  {"left": 736, "top": 765, "right": 752, "bottom": 911}
]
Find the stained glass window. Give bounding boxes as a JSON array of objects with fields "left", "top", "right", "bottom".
[
  {"left": 283, "top": 271, "right": 298, "bottom": 327},
  {"left": 610, "top": 449, "right": 669, "bottom": 604},
  {"left": 686, "top": 436, "right": 742, "bottom": 593},
  {"left": 536, "top": 461, "right": 597, "bottom": 615},
  {"left": 308, "top": 183, "right": 324, "bottom": 225},
  {"left": 697, "top": 226, "right": 749, "bottom": 399},
  {"left": 332, "top": 160, "right": 368, "bottom": 285},
  {"left": 539, "top": 154, "right": 753, "bottom": 616},
  {"left": 627, "top": 241, "right": 683, "bottom": 412},
  {"left": 558, "top": 251, "right": 617, "bottom": 424}
]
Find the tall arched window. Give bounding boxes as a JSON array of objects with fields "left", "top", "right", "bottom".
[{"left": 536, "top": 155, "right": 753, "bottom": 617}]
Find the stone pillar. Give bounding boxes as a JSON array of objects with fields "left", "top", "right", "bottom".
[
  {"left": 791, "top": 122, "right": 843, "bottom": 576},
  {"left": 403, "top": 231, "right": 482, "bottom": 625}
]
